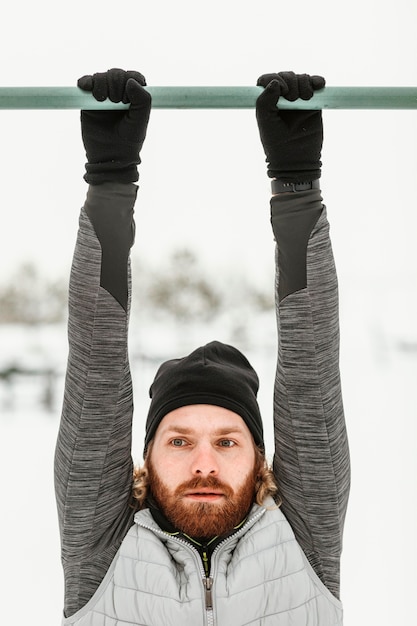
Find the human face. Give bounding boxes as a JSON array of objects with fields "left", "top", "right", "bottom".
[{"left": 147, "top": 404, "right": 258, "bottom": 538}]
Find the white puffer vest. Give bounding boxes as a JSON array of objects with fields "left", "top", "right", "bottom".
[{"left": 63, "top": 498, "right": 343, "bottom": 626}]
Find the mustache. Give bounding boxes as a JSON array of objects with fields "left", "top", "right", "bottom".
[{"left": 174, "top": 475, "right": 234, "bottom": 498}]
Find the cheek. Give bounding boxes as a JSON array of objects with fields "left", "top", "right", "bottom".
[
  {"left": 150, "top": 454, "right": 186, "bottom": 489},
  {"left": 233, "top": 465, "right": 253, "bottom": 487},
  {"left": 163, "top": 467, "right": 183, "bottom": 490},
  {"left": 221, "top": 454, "right": 255, "bottom": 487},
  {"left": 241, "top": 450, "right": 257, "bottom": 478}
]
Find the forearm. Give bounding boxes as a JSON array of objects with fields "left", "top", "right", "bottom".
[
  {"left": 271, "top": 189, "right": 350, "bottom": 598},
  {"left": 54, "top": 183, "right": 137, "bottom": 616}
]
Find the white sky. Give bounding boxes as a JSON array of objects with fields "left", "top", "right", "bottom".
[{"left": 0, "top": 1, "right": 417, "bottom": 624}]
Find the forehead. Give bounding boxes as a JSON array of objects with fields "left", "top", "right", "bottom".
[{"left": 155, "top": 404, "right": 252, "bottom": 439}]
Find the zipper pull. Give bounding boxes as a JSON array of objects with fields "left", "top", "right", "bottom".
[
  {"left": 202, "top": 550, "right": 210, "bottom": 576},
  {"left": 203, "top": 576, "right": 213, "bottom": 609}
]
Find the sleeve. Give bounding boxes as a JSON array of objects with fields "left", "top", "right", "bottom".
[
  {"left": 54, "top": 182, "right": 138, "bottom": 617},
  {"left": 271, "top": 188, "right": 351, "bottom": 599}
]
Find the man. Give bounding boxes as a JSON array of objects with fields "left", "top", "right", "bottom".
[{"left": 55, "top": 68, "right": 350, "bottom": 625}]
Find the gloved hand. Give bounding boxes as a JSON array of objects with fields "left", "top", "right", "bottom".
[
  {"left": 77, "top": 68, "right": 152, "bottom": 185},
  {"left": 256, "top": 71, "right": 325, "bottom": 182}
]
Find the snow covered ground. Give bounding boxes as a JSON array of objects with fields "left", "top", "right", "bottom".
[{"left": 1, "top": 281, "right": 416, "bottom": 625}]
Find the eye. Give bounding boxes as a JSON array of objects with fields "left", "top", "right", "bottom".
[
  {"left": 218, "top": 439, "right": 236, "bottom": 448},
  {"left": 170, "top": 438, "right": 186, "bottom": 447}
]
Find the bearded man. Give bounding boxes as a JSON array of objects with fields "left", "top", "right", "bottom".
[{"left": 55, "top": 68, "right": 350, "bottom": 626}]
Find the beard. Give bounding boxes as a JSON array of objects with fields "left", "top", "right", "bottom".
[{"left": 147, "top": 459, "right": 258, "bottom": 539}]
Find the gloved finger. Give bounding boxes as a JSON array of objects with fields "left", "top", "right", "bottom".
[
  {"left": 274, "top": 72, "right": 326, "bottom": 101},
  {"left": 84, "top": 71, "right": 109, "bottom": 102},
  {"left": 256, "top": 77, "right": 288, "bottom": 116},
  {"left": 296, "top": 74, "right": 326, "bottom": 100},
  {"left": 124, "top": 70, "right": 147, "bottom": 87},
  {"left": 106, "top": 68, "right": 129, "bottom": 103},
  {"left": 311, "top": 75, "right": 326, "bottom": 90},
  {"left": 297, "top": 74, "right": 315, "bottom": 100},
  {"left": 257, "top": 73, "right": 287, "bottom": 88},
  {"left": 77, "top": 74, "right": 94, "bottom": 92},
  {"left": 78, "top": 69, "right": 148, "bottom": 103},
  {"left": 277, "top": 71, "right": 300, "bottom": 101},
  {"left": 78, "top": 73, "right": 114, "bottom": 108}
]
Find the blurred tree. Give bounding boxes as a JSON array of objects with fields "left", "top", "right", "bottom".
[
  {"left": 0, "top": 263, "right": 67, "bottom": 324},
  {"left": 145, "top": 249, "right": 221, "bottom": 322},
  {"left": 0, "top": 252, "right": 273, "bottom": 326}
]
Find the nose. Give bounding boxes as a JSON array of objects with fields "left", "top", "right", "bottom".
[{"left": 190, "top": 444, "right": 219, "bottom": 477}]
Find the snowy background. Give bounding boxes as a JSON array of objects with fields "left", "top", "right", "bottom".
[{"left": 1, "top": 1, "right": 417, "bottom": 624}]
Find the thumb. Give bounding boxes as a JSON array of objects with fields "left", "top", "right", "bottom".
[
  {"left": 256, "top": 78, "right": 288, "bottom": 116},
  {"left": 125, "top": 78, "right": 152, "bottom": 109},
  {"left": 120, "top": 79, "right": 152, "bottom": 138}
]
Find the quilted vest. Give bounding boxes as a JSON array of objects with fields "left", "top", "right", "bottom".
[{"left": 62, "top": 498, "right": 343, "bottom": 626}]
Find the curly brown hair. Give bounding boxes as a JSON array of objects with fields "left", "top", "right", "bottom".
[{"left": 131, "top": 442, "right": 280, "bottom": 511}]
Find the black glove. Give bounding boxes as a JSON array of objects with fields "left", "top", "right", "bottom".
[
  {"left": 256, "top": 71, "right": 325, "bottom": 182},
  {"left": 77, "top": 68, "right": 152, "bottom": 185}
]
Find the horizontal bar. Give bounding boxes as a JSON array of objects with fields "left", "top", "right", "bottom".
[{"left": 0, "top": 86, "right": 416, "bottom": 110}]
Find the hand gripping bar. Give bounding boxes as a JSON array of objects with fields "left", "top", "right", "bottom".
[{"left": 0, "top": 86, "right": 416, "bottom": 110}]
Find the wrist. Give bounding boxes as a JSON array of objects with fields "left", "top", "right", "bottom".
[
  {"left": 271, "top": 179, "right": 320, "bottom": 195},
  {"left": 84, "top": 162, "right": 139, "bottom": 185},
  {"left": 267, "top": 165, "right": 322, "bottom": 182}
]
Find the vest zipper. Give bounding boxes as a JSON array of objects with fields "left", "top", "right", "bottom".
[
  {"left": 202, "top": 548, "right": 210, "bottom": 576},
  {"left": 209, "top": 507, "right": 265, "bottom": 566},
  {"left": 136, "top": 507, "right": 266, "bottom": 626},
  {"left": 205, "top": 576, "right": 214, "bottom": 626},
  {"left": 135, "top": 522, "right": 215, "bottom": 625},
  {"left": 203, "top": 576, "right": 213, "bottom": 609},
  {"left": 200, "top": 508, "right": 265, "bottom": 625}
]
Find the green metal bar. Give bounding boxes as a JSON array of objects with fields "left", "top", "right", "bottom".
[{"left": 0, "top": 86, "right": 416, "bottom": 110}]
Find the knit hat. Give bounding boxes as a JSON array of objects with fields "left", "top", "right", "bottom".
[{"left": 144, "top": 340, "right": 264, "bottom": 451}]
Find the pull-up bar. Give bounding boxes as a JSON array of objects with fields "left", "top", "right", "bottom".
[{"left": 0, "top": 86, "right": 416, "bottom": 110}]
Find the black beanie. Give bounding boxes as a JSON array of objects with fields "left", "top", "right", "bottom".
[{"left": 144, "top": 341, "right": 264, "bottom": 451}]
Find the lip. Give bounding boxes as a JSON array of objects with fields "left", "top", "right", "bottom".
[
  {"left": 184, "top": 493, "right": 224, "bottom": 502},
  {"left": 183, "top": 489, "right": 225, "bottom": 501},
  {"left": 184, "top": 488, "right": 224, "bottom": 496}
]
